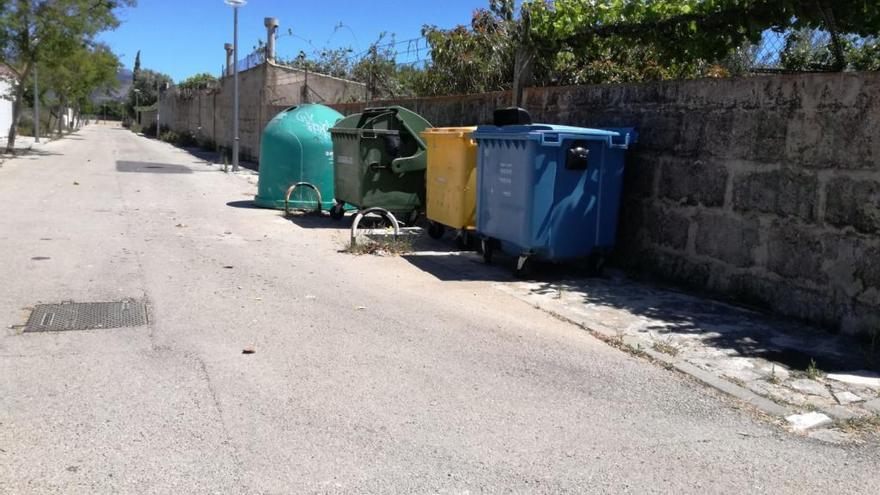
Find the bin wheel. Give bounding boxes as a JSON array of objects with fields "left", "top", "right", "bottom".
[
  {"left": 406, "top": 209, "right": 421, "bottom": 226},
  {"left": 427, "top": 222, "right": 445, "bottom": 240},
  {"left": 456, "top": 230, "right": 476, "bottom": 251},
  {"left": 481, "top": 238, "right": 494, "bottom": 264},
  {"left": 329, "top": 203, "right": 345, "bottom": 221},
  {"left": 514, "top": 255, "right": 534, "bottom": 279}
]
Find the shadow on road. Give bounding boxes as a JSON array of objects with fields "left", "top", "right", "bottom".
[
  {"left": 226, "top": 200, "right": 262, "bottom": 209},
  {"left": 178, "top": 146, "right": 259, "bottom": 172},
  {"left": 400, "top": 236, "right": 879, "bottom": 374},
  {"left": 520, "top": 276, "right": 879, "bottom": 374},
  {"left": 2, "top": 148, "right": 63, "bottom": 160},
  {"left": 401, "top": 251, "right": 515, "bottom": 282},
  {"left": 284, "top": 212, "right": 352, "bottom": 230},
  {"left": 116, "top": 160, "right": 193, "bottom": 174}
]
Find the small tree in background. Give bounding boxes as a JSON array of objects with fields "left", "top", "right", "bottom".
[
  {"left": 0, "top": 0, "right": 133, "bottom": 152},
  {"left": 126, "top": 67, "right": 172, "bottom": 118},
  {"left": 42, "top": 42, "right": 120, "bottom": 134},
  {"left": 178, "top": 73, "right": 217, "bottom": 90}
]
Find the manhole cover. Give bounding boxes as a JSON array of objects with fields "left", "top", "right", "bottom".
[{"left": 24, "top": 300, "right": 148, "bottom": 332}]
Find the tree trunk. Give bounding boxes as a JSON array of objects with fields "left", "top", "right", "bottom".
[
  {"left": 5, "top": 81, "right": 25, "bottom": 154},
  {"left": 512, "top": 47, "right": 535, "bottom": 108},
  {"left": 47, "top": 108, "right": 56, "bottom": 137},
  {"left": 57, "top": 100, "right": 64, "bottom": 136},
  {"left": 815, "top": 0, "right": 846, "bottom": 71}
]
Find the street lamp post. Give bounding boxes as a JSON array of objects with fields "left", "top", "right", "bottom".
[
  {"left": 156, "top": 80, "right": 161, "bottom": 138},
  {"left": 225, "top": 0, "right": 246, "bottom": 172},
  {"left": 133, "top": 89, "right": 140, "bottom": 126},
  {"left": 33, "top": 62, "right": 39, "bottom": 143}
]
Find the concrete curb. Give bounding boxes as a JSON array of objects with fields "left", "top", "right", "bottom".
[{"left": 495, "top": 284, "right": 794, "bottom": 420}]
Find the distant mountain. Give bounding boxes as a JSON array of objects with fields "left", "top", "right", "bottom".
[{"left": 92, "top": 67, "right": 132, "bottom": 102}]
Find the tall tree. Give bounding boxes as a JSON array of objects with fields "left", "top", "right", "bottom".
[
  {"left": 132, "top": 49, "right": 141, "bottom": 83},
  {"left": 0, "top": 0, "right": 133, "bottom": 152},
  {"left": 416, "top": 1, "right": 518, "bottom": 96}
]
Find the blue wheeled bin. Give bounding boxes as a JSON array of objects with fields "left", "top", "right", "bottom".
[{"left": 472, "top": 124, "right": 637, "bottom": 276}]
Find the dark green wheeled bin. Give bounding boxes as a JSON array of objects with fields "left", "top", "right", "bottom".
[{"left": 328, "top": 106, "right": 432, "bottom": 222}]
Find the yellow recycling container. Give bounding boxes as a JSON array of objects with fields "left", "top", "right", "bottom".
[{"left": 421, "top": 127, "right": 479, "bottom": 246}]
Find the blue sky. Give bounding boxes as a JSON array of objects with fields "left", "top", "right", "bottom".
[{"left": 98, "top": 0, "right": 491, "bottom": 82}]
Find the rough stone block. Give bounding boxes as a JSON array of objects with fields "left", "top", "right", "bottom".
[
  {"left": 786, "top": 411, "right": 832, "bottom": 431},
  {"left": 675, "top": 113, "right": 709, "bottom": 156},
  {"left": 694, "top": 212, "right": 759, "bottom": 267},
  {"left": 658, "top": 159, "right": 728, "bottom": 207},
  {"left": 786, "top": 109, "right": 878, "bottom": 170},
  {"left": 788, "top": 378, "right": 832, "bottom": 398},
  {"left": 614, "top": 199, "right": 647, "bottom": 252},
  {"left": 833, "top": 390, "right": 864, "bottom": 405},
  {"left": 728, "top": 274, "right": 843, "bottom": 330},
  {"left": 824, "top": 177, "right": 880, "bottom": 234},
  {"left": 746, "top": 111, "right": 788, "bottom": 163},
  {"left": 765, "top": 221, "right": 827, "bottom": 282},
  {"left": 621, "top": 152, "right": 657, "bottom": 199},
  {"left": 635, "top": 112, "right": 682, "bottom": 152},
  {"left": 697, "top": 110, "right": 787, "bottom": 163},
  {"left": 826, "top": 371, "right": 880, "bottom": 389},
  {"left": 733, "top": 169, "right": 819, "bottom": 221},
  {"left": 625, "top": 249, "right": 713, "bottom": 290},
  {"left": 854, "top": 244, "right": 880, "bottom": 297},
  {"left": 841, "top": 301, "right": 880, "bottom": 338},
  {"left": 698, "top": 111, "right": 737, "bottom": 157},
  {"left": 643, "top": 205, "right": 691, "bottom": 251},
  {"left": 865, "top": 398, "right": 880, "bottom": 414}
]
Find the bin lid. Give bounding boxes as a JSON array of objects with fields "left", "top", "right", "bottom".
[
  {"left": 420, "top": 126, "right": 478, "bottom": 137},
  {"left": 472, "top": 124, "right": 636, "bottom": 148},
  {"left": 472, "top": 124, "right": 618, "bottom": 137},
  {"left": 330, "top": 105, "right": 432, "bottom": 147}
]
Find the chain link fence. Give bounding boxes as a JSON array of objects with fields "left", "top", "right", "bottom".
[{"left": 729, "top": 29, "right": 878, "bottom": 74}]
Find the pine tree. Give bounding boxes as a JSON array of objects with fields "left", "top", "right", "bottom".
[{"left": 133, "top": 50, "right": 141, "bottom": 83}]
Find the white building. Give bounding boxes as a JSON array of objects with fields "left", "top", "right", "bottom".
[{"left": 0, "top": 67, "right": 14, "bottom": 137}]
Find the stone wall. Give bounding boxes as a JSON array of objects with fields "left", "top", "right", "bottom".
[
  {"left": 332, "top": 73, "right": 880, "bottom": 337},
  {"left": 157, "top": 62, "right": 364, "bottom": 161}
]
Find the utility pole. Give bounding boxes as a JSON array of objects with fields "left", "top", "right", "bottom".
[
  {"left": 232, "top": 4, "right": 239, "bottom": 171},
  {"left": 134, "top": 89, "right": 140, "bottom": 125},
  {"left": 225, "top": 0, "right": 245, "bottom": 172},
  {"left": 369, "top": 45, "right": 377, "bottom": 101},
  {"left": 33, "top": 62, "right": 39, "bottom": 143},
  {"left": 156, "top": 80, "right": 160, "bottom": 138}
]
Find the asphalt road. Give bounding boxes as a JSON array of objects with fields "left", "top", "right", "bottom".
[{"left": 1, "top": 124, "right": 878, "bottom": 494}]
